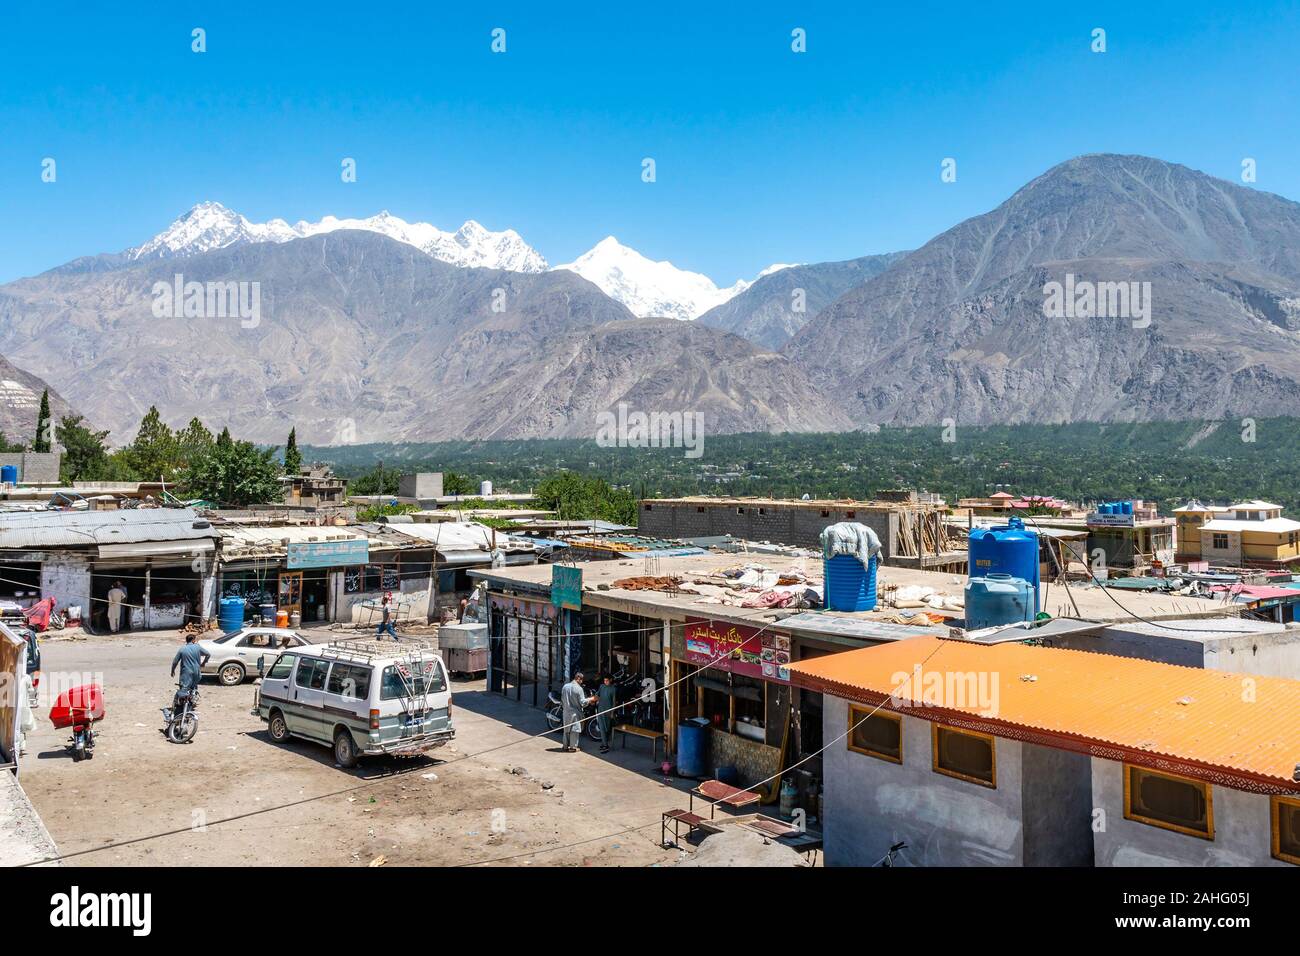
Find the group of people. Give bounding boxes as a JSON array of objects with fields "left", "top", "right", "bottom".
[{"left": 558, "top": 671, "right": 621, "bottom": 753}]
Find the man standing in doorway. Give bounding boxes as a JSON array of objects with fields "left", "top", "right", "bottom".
[
  {"left": 559, "top": 671, "right": 596, "bottom": 752},
  {"left": 107, "top": 581, "right": 127, "bottom": 634}
]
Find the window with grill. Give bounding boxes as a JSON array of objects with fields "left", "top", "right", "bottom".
[
  {"left": 847, "top": 706, "right": 902, "bottom": 763},
  {"left": 1212, "top": 533, "right": 1229, "bottom": 549},
  {"left": 932, "top": 725, "right": 995, "bottom": 787},
  {"left": 1272, "top": 796, "right": 1300, "bottom": 865},
  {"left": 1124, "top": 765, "right": 1213, "bottom": 839}
]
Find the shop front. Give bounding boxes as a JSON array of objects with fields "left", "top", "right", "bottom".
[
  {"left": 486, "top": 592, "right": 565, "bottom": 705},
  {"left": 670, "top": 616, "right": 794, "bottom": 791}
]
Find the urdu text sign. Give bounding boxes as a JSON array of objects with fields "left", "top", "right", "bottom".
[{"left": 286, "top": 539, "right": 369, "bottom": 569}]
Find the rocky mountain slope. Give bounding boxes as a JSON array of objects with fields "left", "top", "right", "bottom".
[
  {"left": 0, "top": 231, "right": 844, "bottom": 443},
  {"left": 0, "top": 356, "right": 76, "bottom": 446},
  {"left": 785, "top": 154, "right": 1300, "bottom": 426},
  {"left": 697, "top": 252, "right": 907, "bottom": 349}
]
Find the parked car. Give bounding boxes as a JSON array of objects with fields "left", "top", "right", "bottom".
[
  {"left": 199, "top": 627, "right": 318, "bottom": 686},
  {"left": 253, "top": 642, "right": 455, "bottom": 768}
]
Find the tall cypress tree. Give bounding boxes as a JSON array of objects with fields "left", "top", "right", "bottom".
[
  {"left": 284, "top": 427, "right": 303, "bottom": 474},
  {"left": 32, "top": 389, "right": 51, "bottom": 452}
]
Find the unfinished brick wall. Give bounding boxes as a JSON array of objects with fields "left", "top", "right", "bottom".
[{"left": 639, "top": 502, "right": 899, "bottom": 559}]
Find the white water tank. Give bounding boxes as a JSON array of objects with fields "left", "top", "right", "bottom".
[{"left": 479, "top": 480, "right": 493, "bottom": 496}]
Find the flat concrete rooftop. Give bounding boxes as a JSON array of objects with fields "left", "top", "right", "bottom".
[{"left": 470, "top": 551, "right": 1241, "bottom": 629}]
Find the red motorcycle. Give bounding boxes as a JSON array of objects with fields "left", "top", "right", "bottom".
[{"left": 49, "top": 683, "right": 104, "bottom": 762}]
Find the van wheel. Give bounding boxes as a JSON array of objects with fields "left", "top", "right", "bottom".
[
  {"left": 268, "top": 711, "right": 290, "bottom": 742},
  {"left": 334, "top": 729, "right": 359, "bottom": 768},
  {"left": 219, "top": 662, "right": 246, "bottom": 686}
]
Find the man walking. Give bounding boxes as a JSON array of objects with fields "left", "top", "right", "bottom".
[
  {"left": 376, "top": 591, "right": 397, "bottom": 640},
  {"left": 107, "top": 580, "right": 127, "bottom": 633},
  {"left": 560, "top": 671, "right": 595, "bottom": 752},
  {"left": 596, "top": 673, "right": 619, "bottom": 754}
]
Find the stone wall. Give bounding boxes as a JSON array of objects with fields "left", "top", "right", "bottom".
[{"left": 707, "top": 726, "right": 781, "bottom": 789}]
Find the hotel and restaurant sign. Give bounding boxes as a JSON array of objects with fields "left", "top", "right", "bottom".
[{"left": 684, "top": 617, "right": 791, "bottom": 683}]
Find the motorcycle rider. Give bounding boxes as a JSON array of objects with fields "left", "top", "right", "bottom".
[{"left": 170, "top": 633, "right": 210, "bottom": 701}]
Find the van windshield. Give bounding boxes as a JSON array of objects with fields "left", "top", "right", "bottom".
[{"left": 379, "top": 661, "right": 447, "bottom": 700}]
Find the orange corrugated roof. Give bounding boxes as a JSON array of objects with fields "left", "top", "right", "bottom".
[{"left": 787, "top": 637, "right": 1300, "bottom": 792}]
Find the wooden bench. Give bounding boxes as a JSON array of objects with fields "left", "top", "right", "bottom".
[
  {"left": 661, "top": 809, "right": 722, "bottom": 848},
  {"left": 613, "top": 724, "right": 665, "bottom": 765}
]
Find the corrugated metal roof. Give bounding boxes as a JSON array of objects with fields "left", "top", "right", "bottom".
[
  {"left": 787, "top": 636, "right": 1300, "bottom": 792},
  {"left": 0, "top": 508, "right": 216, "bottom": 549}
]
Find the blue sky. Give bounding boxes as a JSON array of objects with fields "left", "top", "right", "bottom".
[{"left": 1, "top": 1, "right": 1298, "bottom": 284}]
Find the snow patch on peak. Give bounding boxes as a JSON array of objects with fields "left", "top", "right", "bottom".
[
  {"left": 553, "top": 239, "right": 792, "bottom": 321},
  {"left": 128, "top": 205, "right": 549, "bottom": 273}
]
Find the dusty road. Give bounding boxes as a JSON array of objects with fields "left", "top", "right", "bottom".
[{"left": 16, "top": 630, "right": 693, "bottom": 867}]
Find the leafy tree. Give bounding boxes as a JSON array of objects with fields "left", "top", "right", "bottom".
[
  {"left": 0, "top": 431, "right": 26, "bottom": 453},
  {"left": 32, "top": 389, "right": 52, "bottom": 452},
  {"left": 283, "top": 427, "right": 303, "bottom": 474},
  {"left": 347, "top": 463, "right": 399, "bottom": 496},
  {"left": 534, "top": 471, "right": 636, "bottom": 525},
  {"left": 443, "top": 470, "right": 475, "bottom": 496},
  {"left": 183, "top": 438, "right": 283, "bottom": 507},
  {"left": 356, "top": 502, "right": 420, "bottom": 522},
  {"left": 175, "top": 417, "right": 214, "bottom": 470},
  {"left": 216, "top": 426, "right": 233, "bottom": 450},
  {"left": 124, "top": 406, "right": 179, "bottom": 482},
  {"left": 56, "top": 416, "right": 116, "bottom": 482}
]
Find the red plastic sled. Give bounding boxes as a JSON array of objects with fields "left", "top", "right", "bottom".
[{"left": 49, "top": 683, "right": 105, "bottom": 729}]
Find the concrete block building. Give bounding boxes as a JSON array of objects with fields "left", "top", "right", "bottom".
[
  {"left": 637, "top": 496, "right": 965, "bottom": 571},
  {"left": 788, "top": 636, "right": 1300, "bottom": 868}
]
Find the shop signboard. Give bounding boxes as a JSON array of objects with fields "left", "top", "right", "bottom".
[
  {"left": 551, "top": 564, "right": 582, "bottom": 611},
  {"left": 684, "top": 617, "right": 790, "bottom": 683},
  {"left": 287, "top": 539, "right": 369, "bottom": 569}
]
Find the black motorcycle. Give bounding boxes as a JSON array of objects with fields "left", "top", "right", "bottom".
[{"left": 162, "top": 685, "right": 199, "bottom": 743}]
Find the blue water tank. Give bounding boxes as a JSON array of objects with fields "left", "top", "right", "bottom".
[
  {"left": 1121, "top": 500, "right": 1133, "bottom": 515},
  {"left": 677, "top": 720, "right": 709, "bottom": 778},
  {"left": 823, "top": 554, "right": 878, "bottom": 611},
  {"left": 0, "top": 464, "right": 16, "bottom": 485},
  {"left": 968, "top": 517, "right": 1040, "bottom": 613},
  {"left": 965, "top": 574, "right": 1035, "bottom": 629},
  {"left": 219, "top": 596, "right": 245, "bottom": 632}
]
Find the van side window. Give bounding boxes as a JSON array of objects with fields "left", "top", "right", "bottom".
[
  {"left": 327, "top": 663, "right": 372, "bottom": 700},
  {"left": 295, "top": 658, "right": 329, "bottom": 690},
  {"left": 268, "top": 654, "right": 296, "bottom": 680}
]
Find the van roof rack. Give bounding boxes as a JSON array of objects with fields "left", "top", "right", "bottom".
[{"left": 315, "top": 638, "right": 438, "bottom": 665}]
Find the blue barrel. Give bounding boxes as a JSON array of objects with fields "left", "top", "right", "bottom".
[
  {"left": 0, "top": 464, "right": 16, "bottom": 484},
  {"left": 219, "top": 596, "right": 245, "bottom": 633},
  {"left": 823, "top": 554, "right": 878, "bottom": 611},
  {"left": 677, "top": 721, "right": 708, "bottom": 778},
  {"left": 965, "top": 574, "right": 1035, "bottom": 629},
  {"left": 968, "top": 517, "right": 1040, "bottom": 613}
]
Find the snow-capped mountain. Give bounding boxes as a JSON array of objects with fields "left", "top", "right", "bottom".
[
  {"left": 552, "top": 237, "right": 792, "bottom": 321},
  {"left": 128, "top": 201, "right": 549, "bottom": 273}
]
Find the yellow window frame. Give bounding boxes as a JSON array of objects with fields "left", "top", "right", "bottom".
[
  {"left": 1123, "top": 764, "right": 1215, "bottom": 840},
  {"left": 1271, "top": 795, "right": 1300, "bottom": 866},
  {"left": 931, "top": 723, "right": 996, "bottom": 789},
  {"left": 846, "top": 705, "right": 902, "bottom": 764}
]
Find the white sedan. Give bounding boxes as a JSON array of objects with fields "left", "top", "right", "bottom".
[{"left": 198, "top": 627, "right": 321, "bottom": 686}]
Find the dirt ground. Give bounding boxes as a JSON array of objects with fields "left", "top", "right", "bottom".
[{"left": 15, "top": 628, "right": 701, "bottom": 867}]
